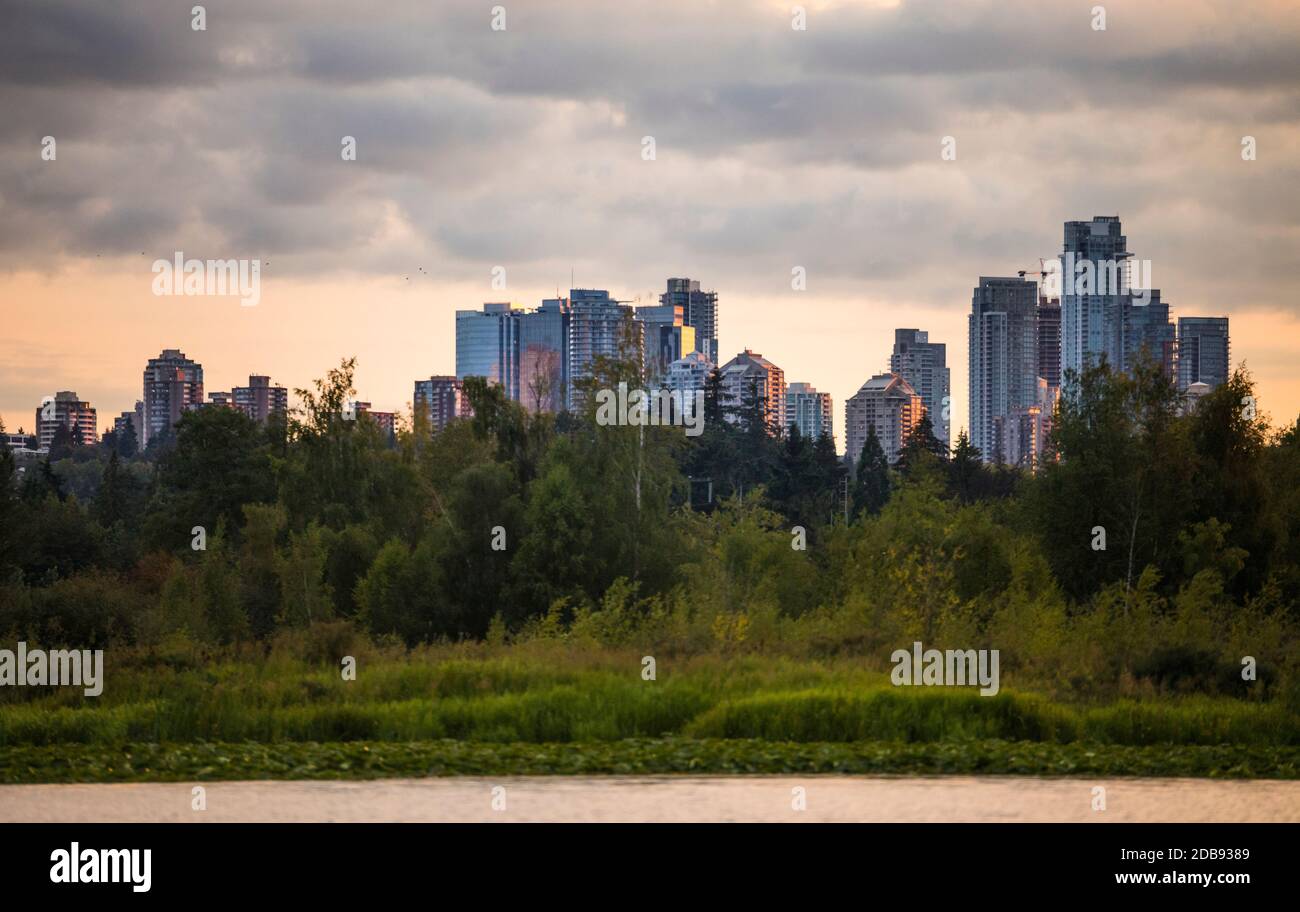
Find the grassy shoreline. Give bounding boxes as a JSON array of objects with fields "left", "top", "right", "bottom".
[
  {"left": 3, "top": 739, "right": 1298, "bottom": 784},
  {"left": 3, "top": 653, "right": 1296, "bottom": 747}
]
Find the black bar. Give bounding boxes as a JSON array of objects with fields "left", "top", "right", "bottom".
[{"left": 1, "top": 823, "right": 1282, "bottom": 899}]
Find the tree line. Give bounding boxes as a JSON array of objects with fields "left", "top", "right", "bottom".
[{"left": 2, "top": 347, "right": 1298, "bottom": 698}]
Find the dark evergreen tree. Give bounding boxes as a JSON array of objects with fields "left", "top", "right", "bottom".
[
  {"left": 948, "top": 430, "right": 982, "bottom": 503},
  {"left": 851, "top": 425, "right": 891, "bottom": 519},
  {"left": 897, "top": 411, "right": 948, "bottom": 475},
  {"left": 0, "top": 422, "right": 18, "bottom": 574},
  {"left": 95, "top": 450, "right": 128, "bottom": 527},
  {"left": 22, "top": 458, "right": 64, "bottom": 503},
  {"left": 770, "top": 422, "right": 816, "bottom": 527},
  {"left": 812, "top": 431, "right": 845, "bottom": 524},
  {"left": 682, "top": 368, "right": 738, "bottom": 509},
  {"left": 734, "top": 377, "right": 779, "bottom": 499},
  {"left": 923, "top": 411, "right": 949, "bottom": 458},
  {"left": 116, "top": 421, "right": 138, "bottom": 459},
  {"left": 703, "top": 367, "right": 725, "bottom": 426},
  {"left": 47, "top": 422, "right": 76, "bottom": 461}
]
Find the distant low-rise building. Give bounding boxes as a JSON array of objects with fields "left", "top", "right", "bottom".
[
  {"left": 1182, "top": 380, "right": 1213, "bottom": 414},
  {"left": 1, "top": 431, "right": 39, "bottom": 452}
]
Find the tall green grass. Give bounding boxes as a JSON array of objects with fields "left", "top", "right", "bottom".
[
  {"left": 2, "top": 650, "right": 1295, "bottom": 747},
  {"left": 685, "top": 689, "right": 1298, "bottom": 745}
]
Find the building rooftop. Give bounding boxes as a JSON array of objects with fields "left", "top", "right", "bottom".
[{"left": 854, "top": 373, "right": 917, "bottom": 398}]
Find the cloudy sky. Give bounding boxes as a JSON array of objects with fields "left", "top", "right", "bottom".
[{"left": 3, "top": 0, "right": 1299, "bottom": 449}]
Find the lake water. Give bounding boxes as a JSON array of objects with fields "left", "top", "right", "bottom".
[{"left": 2, "top": 775, "right": 1297, "bottom": 822}]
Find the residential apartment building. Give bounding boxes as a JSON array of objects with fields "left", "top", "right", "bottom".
[
  {"left": 1177, "top": 317, "right": 1230, "bottom": 391},
  {"left": 413, "top": 375, "right": 469, "bottom": 432},
  {"left": 889, "top": 328, "right": 950, "bottom": 447},
  {"left": 142, "top": 349, "right": 204, "bottom": 447},
  {"left": 455, "top": 292, "right": 639, "bottom": 414},
  {"left": 113, "top": 404, "right": 142, "bottom": 446},
  {"left": 636, "top": 303, "right": 696, "bottom": 386},
  {"left": 233, "top": 375, "right": 289, "bottom": 423},
  {"left": 786, "top": 382, "right": 833, "bottom": 443},
  {"left": 719, "top": 349, "right": 786, "bottom": 434},
  {"left": 1036, "top": 297, "right": 1062, "bottom": 389},
  {"left": 565, "top": 289, "right": 636, "bottom": 410},
  {"left": 353, "top": 402, "right": 396, "bottom": 443},
  {"left": 665, "top": 350, "right": 714, "bottom": 408},
  {"left": 660, "top": 278, "right": 718, "bottom": 365},
  {"left": 1060, "top": 215, "right": 1130, "bottom": 378},
  {"left": 1059, "top": 215, "right": 1174, "bottom": 380},
  {"left": 35, "top": 390, "right": 98, "bottom": 449},
  {"left": 456, "top": 302, "right": 520, "bottom": 400},
  {"left": 518, "top": 297, "right": 569, "bottom": 414},
  {"left": 844, "top": 373, "right": 922, "bottom": 465},
  {"left": 969, "top": 277, "right": 1038, "bottom": 462},
  {"left": 995, "top": 379, "right": 1059, "bottom": 471},
  {"left": 1123, "top": 288, "right": 1176, "bottom": 377}
]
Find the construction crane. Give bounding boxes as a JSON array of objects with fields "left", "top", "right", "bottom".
[
  {"left": 1017, "top": 258, "right": 1059, "bottom": 302},
  {"left": 1016, "top": 257, "right": 1052, "bottom": 282}
]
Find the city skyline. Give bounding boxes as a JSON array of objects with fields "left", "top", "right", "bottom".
[
  {"left": 0, "top": 253, "right": 1253, "bottom": 457},
  {"left": 1, "top": 235, "right": 1244, "bottom": 459}
]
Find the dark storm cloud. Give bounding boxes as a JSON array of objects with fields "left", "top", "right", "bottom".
[
  {"left": 1107, "top": 41, "right": 1300, "bottom": 92},
  {"left": 0, "top": 0, "right": 229, "bottom": 86}
]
